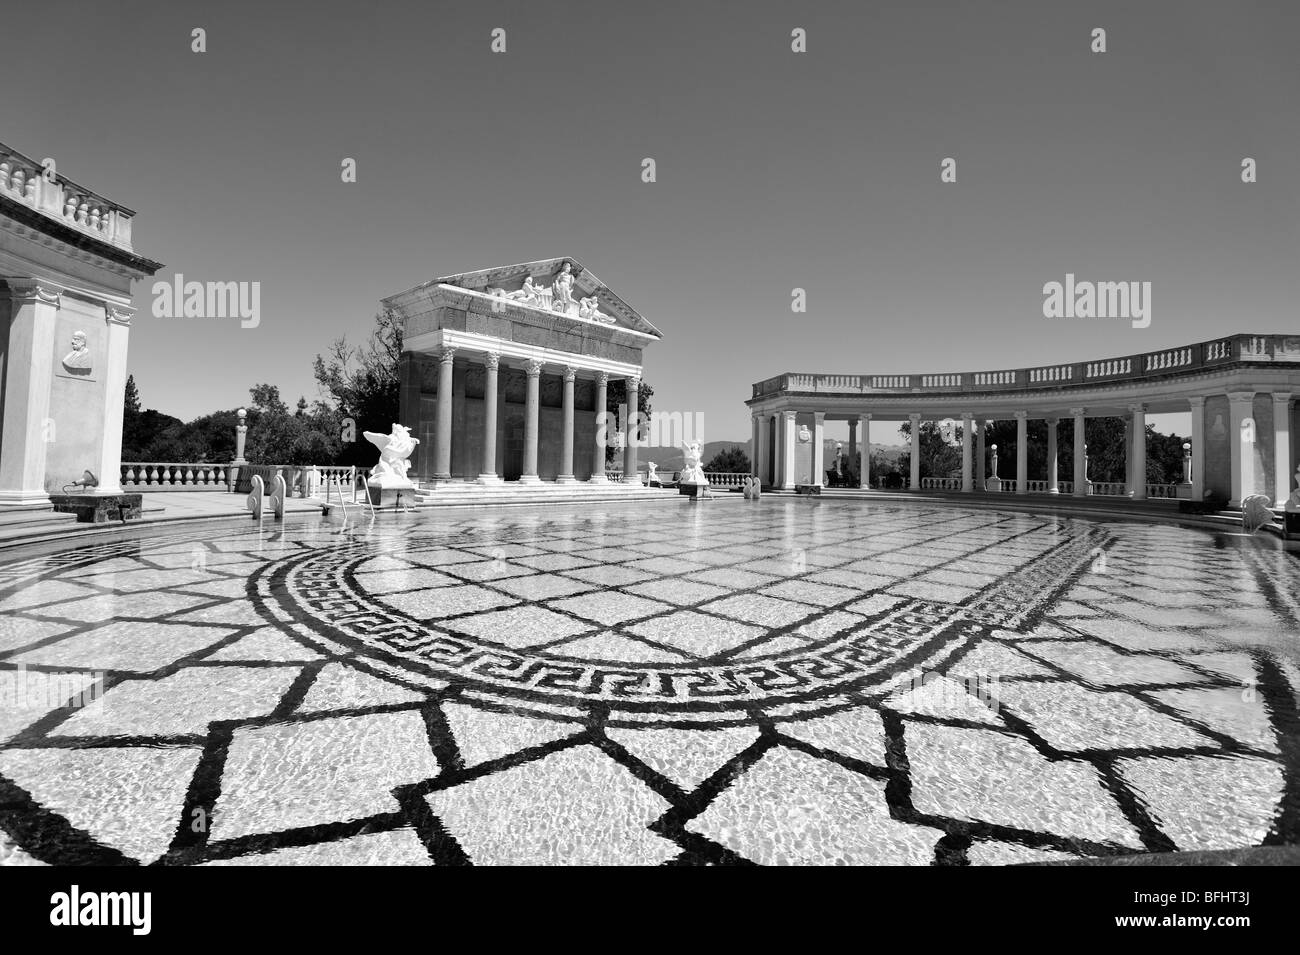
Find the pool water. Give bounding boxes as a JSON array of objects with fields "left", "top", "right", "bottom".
[{"left": 1, "top": 499, "right": 1297, "bottom": 865}]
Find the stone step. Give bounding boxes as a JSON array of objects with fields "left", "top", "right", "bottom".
[{"left": 407, "top": 482, "right": 685, "bottom": 509}]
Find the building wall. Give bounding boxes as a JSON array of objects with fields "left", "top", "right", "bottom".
[{"left": 44, "top": 293, "right": 109, "bottom": 491}]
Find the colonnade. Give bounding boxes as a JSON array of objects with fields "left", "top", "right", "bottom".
[
  {"left": 422, "top": 346, "right": 642, "bottom": 484},
  {"left": 751, "top": 391, "right": 1297, "bottom": 506}
]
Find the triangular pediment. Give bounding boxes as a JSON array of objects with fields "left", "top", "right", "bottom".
[{"left": 425, "top": 257, "right": 662, "bottom": 339}]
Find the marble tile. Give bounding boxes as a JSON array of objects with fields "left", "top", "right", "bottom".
[
  {"left": 425, "top": 745, "right": 677, "bottom": 865},
  {"left": 8, "top": 621, "right": 236, "bottom": 674},
  {"left": 204, "top": 828, "right": 432, "bottom": 866},
  {"left": 608, "top": 725, "right": 760, "bottom": 789},
  {"left": 442, "top": 702, "right": 583, "bottom": 767},
  {"left": 905, "top": 722, "right": 1142, "bottom": 847},
  {"left": 443, "top": 605, "right": 593, "bottom": 647},
  {"left": 687, "top": 746, "right": 943, "bottom": 865},
  {"left": 547, "top": 591, "right": 674, "bottom": 627},
  {"left": 58, "top": 665, "right": 299, "bottom": 737},
  {"left": 625, "top": 611, "right": 764, "bottom": 658},
  {"left": 212, "top": 712, "right": 440, "bottom": 841},
  {"left": 0, "top": 746, "right": 201, "bottom": 863},
  {"left": 1119, "top": 755, "right": 1284, "bottom": 852}
]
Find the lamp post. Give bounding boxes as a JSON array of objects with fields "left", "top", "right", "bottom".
[{"left": 230, "top": 407, "right": 248, "bottom": 493}]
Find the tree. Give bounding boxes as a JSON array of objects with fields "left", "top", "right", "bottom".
[
  {"left": 313, "top": 310, "right": 402, "bottom": 466},
  {"left": 897, "top": 420, "right": 962, "bottom": 479},
  {"left": 124, "top": 375, "right": 141, "bottom": 416},
  {"left": 704, "top": 445, "right": 750, "bottom": 473}
]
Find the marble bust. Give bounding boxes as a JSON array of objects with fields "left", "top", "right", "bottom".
[{"left": 62, "top": 330, "right": 92, "bottom": 372}]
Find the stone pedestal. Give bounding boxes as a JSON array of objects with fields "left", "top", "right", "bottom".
[
  {"left": 367, "top": 484, "right": 417, "bottom": 508},
  {"left": 49, "top": 492, "right": 142, "bottom": 523}
]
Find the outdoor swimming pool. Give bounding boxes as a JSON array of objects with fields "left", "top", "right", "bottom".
[{"left": 1, "top": 499, "right": 1297, "bottom": 865}]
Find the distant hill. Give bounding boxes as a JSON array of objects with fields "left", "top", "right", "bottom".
[{"left": 637, "top": 440, "right": 745, "bottom": 470}]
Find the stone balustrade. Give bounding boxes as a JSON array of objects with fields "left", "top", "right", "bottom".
[
  {"left": 121, "top": 463, "right": 229, "bottom": 490},
  {"left": 704, "top": 472, "right": 748, "bottom": 487},
  {"left": 0, "top": 143, "right": 135, "bottom": 251},
  {"left": 752, "top": 333, "right": 1300, "bottom": 399}
]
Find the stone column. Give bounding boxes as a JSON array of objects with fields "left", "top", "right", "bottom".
[
  {"left": 520, "top": 358, "right": 543, "bottom": 484},
  {"left": 622, "top": 376, "right": 640, "bottom": 482},
  {"left": 1130, "top": 403, "right": 1147, "bottom": 500},
  {"left": 92, "top": 304, "right": 134, "bottom": 495},
  {"left": 1014, "top": 412, "right": 1028, "bottom": 494},
  {"left": 961, "top": 413, "right": 973, "bottom": 492},
  {"left": 1227, "top": 391, "right": 1255, "bottom": 506},
  {"left": 589, "top": 372, "right": 609, "bottom": 483},
  {"left": 782, "top": 411, "right": 797, "bottom": 489},
  {"left": 433, "top": 346, "right": 456, "bottom": 481},
  {"left": 858, "top": 413, "right": 871, "bottom": 489},
  {"left": 557, "top": 366, "right": 577, "bottom": 483},
  {"left": 847, "top": 418, "right": 858, "bottom": 477},
  {"left": 812, "top": 412, "right": 826, "bottom": 487},
  {"left": 1189, "top": 396, "right": 1205, "bottom": 501},
  {"left": 1071, "top": 407, "right": 1087, "bottom": 497},
  {"left": 477, "top": 353, "right": 501, "bottom": 484},
  {"left": 975, "top": 418, "right": 986, "bottom": 491},
  {"left": 1046, "top": 416, "right": 1059, "bottom": 493},
  {"left": 750, "top": 415, "right": 760, "bottom": 479},
  {"left": 0, "top": 281, "right": 61, "bottom": 506},
  {"left": 908, "top": 413, "right": 921, "bottom": 490},
  {"left": 1273, "top": 392, "right": 1293, "bottom": 506}
]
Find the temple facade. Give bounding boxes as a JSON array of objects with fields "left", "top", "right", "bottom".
[
  {"left": 0, "top": 141, "right": 163, "bottom": 508},
  {"left": 382, "top": 258, "right": 661, "bottom": 486},
  {"left": 748, "top": 334, "right": 1300, "bottom": 507}
]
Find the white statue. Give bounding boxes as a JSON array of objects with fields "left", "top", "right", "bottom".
[
  {"left": 552, "top": 262, "right": 576, "bottom": 311},
  {"left": 578, "top": 295, "right": 599, "bottom": 319},
  {"left": 647, "top": 461, "right": 659, "bottom": 486},
  {"left": 62, "top": 330, "right": 92, "bottom": 372},
  {"left": 364, "top": 423, "right": 420, "bottom": 489},
  {"left": 679, "top": 441, "right": 708, "bottom": 487}
]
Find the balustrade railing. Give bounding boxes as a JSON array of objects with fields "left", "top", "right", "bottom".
[
  {"left": 0, "top": 142, "right": 135, "bottom": 250},
  {"left": 752, "top": 333, "right": 1300, "bottom": 399},
  {"left": 121, "top": 463, "right": 229, "bottom": 490},
  {"left": 704, "top": 472, "right": 748, "bottom": 487},
  {"left": 1090, "top": 482, "right": 1127, "bottom": 496}
]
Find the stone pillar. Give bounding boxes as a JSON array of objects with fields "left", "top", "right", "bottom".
[
  {"left": 858, "top": 414, "right": 871, "bottom": 489},
  {"left": 519, "top": 359, "right": 543, "bottom": 484},
  {"left": 556, "top": 366, "right": 578, "bottom": 483},
  {"left": 961, "top": 413, "right": 973, "bottom": 492},
  {"left": 975, "top": 419, "right": 985, "bottom": 491},
  {"left": 1189, "top": 396, "right": 1205, "bottom": 501},
  {"left": 782, "top": 411, "right": 797, "bottom": 489},
  {"left": 622, "top": 376, "right": 640, "bottom": 482},
  {"left": 750, "top": 415, "right": 760, "bottom": 479},
  {"left": 0, "top": 281, "right": 61, "bottom": 506},
  {"left": 1071, "top": 407, "right": 1087, "bottom": 497},
  {"left": 477, "top": 353, "right": 501, "bottom": 484},
  {"left": 433, "top": 346, "right": 456, "bottom": 481},
  {"left": 847, "top": 418, "right": 858, "bottom": 479},
  {"left": 1046, "top": 417, "right": 1059, "bottom": 493},
  {"left": 589, "top": 372, "right": 609, "bottom": 483},
  {"left": 229, "top": 407, "right": 248, "bottom": 492},
  {"left": 1130, "top": 403, "right": 1147, "bottom": 500},
  {"left": 92, "top": 304, "right": 134, "bottom": 495},
  {"left": 1274, "top": 393, "right": 1293, "bottom": 507},
  {"left": 812, "top": 412, "right": 825, "bottom": 487},
  {"left": 1014, "top": 412, "right": 1028, "bottom": 494},
  {"left": 1228, "top": 391, "right": 1255, "bottom": 506},
  {"left": 909, "top": 413, "right": 921, "bottom": 490}
]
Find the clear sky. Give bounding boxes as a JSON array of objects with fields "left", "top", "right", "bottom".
[{"left": 4, "top": 0, "right": 1297, "bottom": 445}]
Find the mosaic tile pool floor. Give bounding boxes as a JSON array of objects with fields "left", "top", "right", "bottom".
[{"left": 1, "top": 500, "right": 1298, "bottom": 866}]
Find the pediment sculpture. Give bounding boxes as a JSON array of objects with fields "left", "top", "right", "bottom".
[{"left": 485, "top": 263, "right": 616, "bottom": 325}]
